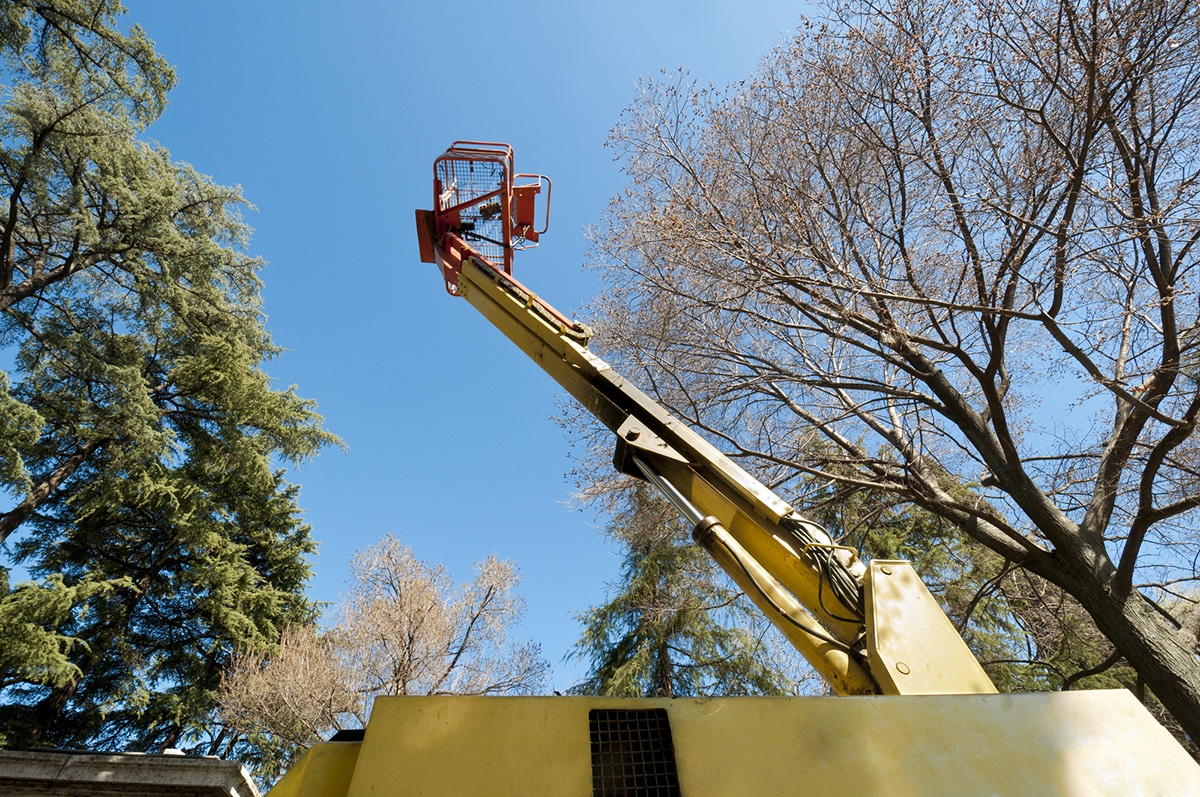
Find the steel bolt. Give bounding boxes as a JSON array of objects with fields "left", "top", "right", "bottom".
[
  {"left": 880, "top": 565, "right": 892, "bottom": 575},
  {"left": 627, "top": 427, "right": 641, "bottom": 440},
  {"left": 896, "top": 662, "right": 910, "bottom": 675}
]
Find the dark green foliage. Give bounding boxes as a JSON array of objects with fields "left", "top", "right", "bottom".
[
  {"left": 0, "top": 1, "right": 337, "bottom": 752},
  {"left": 0, "top": 571, "right": 132, "bottom": 702},
  {"left": 570, "top": 483, "right": 788, "bottom": 698}
]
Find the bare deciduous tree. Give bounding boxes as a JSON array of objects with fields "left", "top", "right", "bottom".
[
  {"left": 588, "top": 0, "right": 1200, "bottom": 739},
  {"left": 217, "top": 536, "right": 547, "bottom": 782},
  {"left": 337, "top": 536, "right": 547, "bottom": 699},
  {"left": 216, "top": 625, "right": 356, "bottom": 769}
]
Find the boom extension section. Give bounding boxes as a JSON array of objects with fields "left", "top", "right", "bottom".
[{"left": 416, "top": 141, "right": 994, "bottom": 697}]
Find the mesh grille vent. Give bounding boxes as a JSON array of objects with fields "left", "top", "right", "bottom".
[{"left": 589, "top": 708, "right": 682, "bottom": 797}]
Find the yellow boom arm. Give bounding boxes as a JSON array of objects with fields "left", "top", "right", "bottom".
[{"left": 445, "top": 240, "right": 994, "bottom": 697}]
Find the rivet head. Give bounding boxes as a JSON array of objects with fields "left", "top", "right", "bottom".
[
  {"left": 896, "top": 662, "right": 910, "bottom": 675},
  {"left": 627, "top": 427, "right": 641, "bottom": 440},
  {"left": 880, "top": 565, "right": 892, "bottom": 575}
]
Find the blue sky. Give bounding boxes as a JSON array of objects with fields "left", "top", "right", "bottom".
[{"left": 122, "top": 0, "right": 812, "bottom": 691}]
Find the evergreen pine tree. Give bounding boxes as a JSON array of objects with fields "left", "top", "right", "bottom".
[
  {"left": 570, "top": 483, "right": 788, "bottom": 697},
  {"left": 0, "top": 1, "right": 338, "bottom": 750}
]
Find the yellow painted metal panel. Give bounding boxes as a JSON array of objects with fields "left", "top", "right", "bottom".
[
  {"left": 864, "top": 561, "right": 998, "bottom": 695},
  {"left": 346, "top": 697, "right": 592, "bottom": 796},
  {"left": 318, "top": 692, "right": 1200, "bottom": 796},
  {"left": 266, "top": 741, "right": 360, "bottom": 797},
  {"left": 664, "top": 691, "right": 1197, "bottom": 796}
]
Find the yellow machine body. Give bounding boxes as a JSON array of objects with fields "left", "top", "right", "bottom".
[{"left": 270, "top": 691, "right": 1200, "bottom": 796}]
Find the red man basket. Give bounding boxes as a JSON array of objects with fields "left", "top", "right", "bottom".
[{"left": 416, "top": 141, "right": 550, "bottom": 294}]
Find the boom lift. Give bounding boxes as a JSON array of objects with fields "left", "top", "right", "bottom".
[
  {"left": 416, "top": 141, "right": 992, "bottom": 699},
  {"left": 270, "top": 142, "right": 1200, "bottom": 796}
]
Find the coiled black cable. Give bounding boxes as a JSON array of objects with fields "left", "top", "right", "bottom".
[{"left": 779, "top": 513, "right": 865, "bottom": 624}]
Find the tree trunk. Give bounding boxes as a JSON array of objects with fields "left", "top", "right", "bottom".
[
  {"left": 656, "top": 642, "right": 674, "bottom": 698},
  {"left": 30, "top": 669, "right": 84, "bottom": 742},
  {"left": 31, "top": 574, "right": 145, "bottom": 742},
  {"left": 161, "top": 724, "right": 182, "bottom": 751},
  {"left": 0, "top": 439, "right": 104, "bottom": 544},
  {"left": 1078, "top": 581, "right": 1200, "bottom": 743}
]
